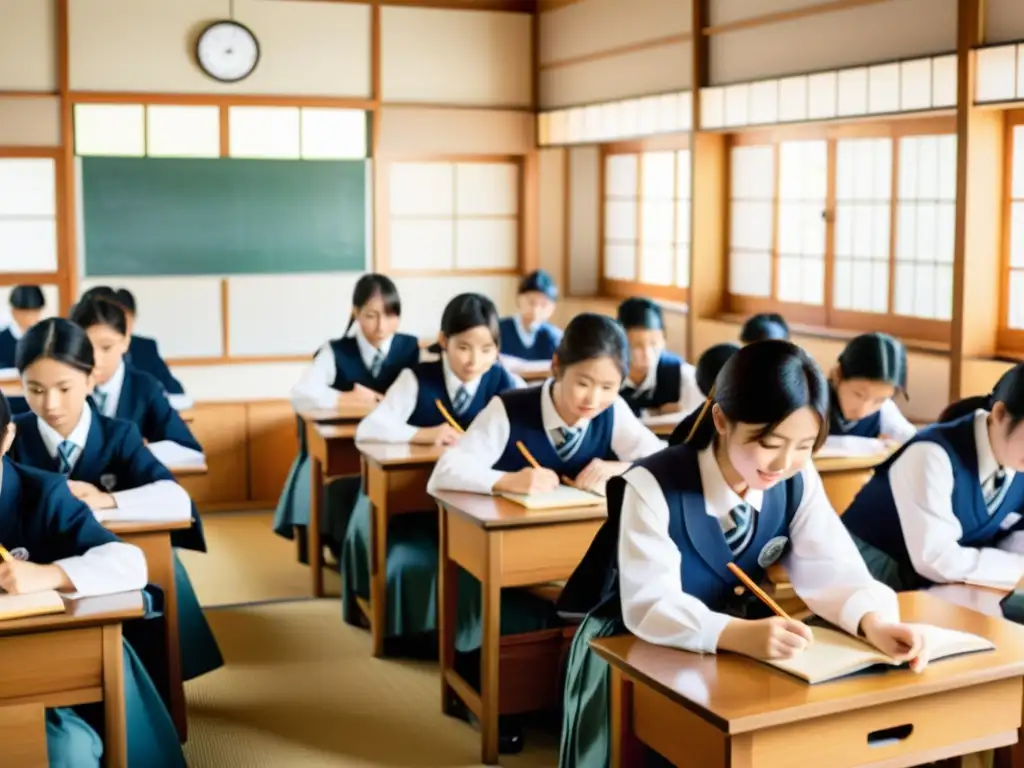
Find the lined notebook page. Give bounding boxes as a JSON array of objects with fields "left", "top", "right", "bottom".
[
  {"left": 0, "top": 590, "right": 65, "bottom": 621},
  {"left": 499, "top": 485, "right": 603, "bottom": 510},
  {"left": 147, "top": 441, "right": 206, "bottom": 468}
]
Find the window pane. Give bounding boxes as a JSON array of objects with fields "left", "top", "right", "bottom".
[
  {"left": 75, "top": 104, "right": 145, "bottom": 157},
  {"left": 605, "top": 154, "right": 637, "bottom": 197},
  {"left": 456, "top": 163, "right": 519, "bottom": 216},
  {"left": 1014, "top": 126, "right": 1024, "bottom": 198},
  {"left": 390, "top": 163, "right": 453, "bottom": 216},
  {"left": 640, "top": 245, "right": 673, "bottom": 285},
  {"left": 833, "top": 260, "right": 853, "bottom": 309},
  {"left": 642, "top": 152, "right": 675, "bottom": 199},
  {"left": 914, "top": 264, "right": 936, "bottom": 318},
  {"left": 675, "top": 150, "right": 691, "bottom": 196},
  {"left": 779, "top": 140, "right": 826, "bottom": 200},
  {"left": 675, "top": 197, "right": 691, "bottom": 245},
  {"left": 731, "top": 146, "right": 774, "bottom": 198},
  {"left": 802, "top": 256, "right": 825, "bottom": 305},
  {"left": 675, "top": 243, "right": 690, "bottom": 288},
  {"left": 935, "top": 264, "right": 953, "bottom": 320},
  {"left": 1010, "top": 271, "right": 1024, "bottom": 329},
  {"left": 605, "top": 200, "right": 636, "bottom": 241},
  {"left": 641, "top": 200, "right": 674, "bottom": 244},
  {"left": 777, "top": 255, "right": 802, "bottom": 302},
  {"left": 301, "top": 108, "right": 367, "bottom": 160},
  {"left": 730, "top": 201, "right": 772, "bottom": 250},
  {"left": 605, "top": 243, "right": 637, "bottom": 280},
  {"left": 0, "top": 158, "right": 55, "bottom": 216},
  {"left": 229, "top": 106, "right": 300, "bottom": 159},
  {"left": 729, "top": 250, "right": 771, "bottom": 296},
  {"left": 147, "top": 105, "right": 220, "bottom": 158}
]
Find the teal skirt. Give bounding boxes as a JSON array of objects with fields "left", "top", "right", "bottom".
[
  {"left": 341, "top": 495, "right": 559, "bottom": 650},
  {"left": 850, "top": 534, "right": 925, "bottom": 592},
  {"left": 272, "top": 452, "right": 361, "bottom": 555},
  {"left": 174, "top": 552, "right": 223, "bottom": 680},
  {"left": 46, "top": 640, "right": 186, "bottom": 767}
]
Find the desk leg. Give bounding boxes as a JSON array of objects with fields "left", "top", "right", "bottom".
[
  {"left": 102, "top": 624, "right": 128, "bottom": 768},
  {"left": 309, "top": 456, "right": 325, "bottom": 598},
  {"left": 480, "top": 533, "right": 502, "bottom": 765},
  {"left": 369, "top": 491, "right": 388, "bottom": 658},
  {"left": 439, "top": 505, "right": 457, "bottom": 715},
  {"left": 609, "top": 669, "right": 643, "bottom": 768}
]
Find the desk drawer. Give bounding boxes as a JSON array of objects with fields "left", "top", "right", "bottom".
[{"left": 0, "top": 628, "right": 103, "bottom": 706}]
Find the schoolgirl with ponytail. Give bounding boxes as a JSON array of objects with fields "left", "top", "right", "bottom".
[{"left": 557, "top": 340, "right": 927, "bottom": 768}]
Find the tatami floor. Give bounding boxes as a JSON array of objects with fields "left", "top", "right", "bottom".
[{"left": 177, "top": 512, "right": 559, "bottom": 767}]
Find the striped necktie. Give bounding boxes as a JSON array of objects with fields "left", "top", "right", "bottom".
[
  {"left": 93, "top": 389, "right": 109, "bottom": 415},
  {"left": 370, "top": 349, "right": 384, "bottom": 378},
  {"left": 724, "top": 503, "right": 755, "bottom": 555},
  {"left": 57, "top": 440, "right": 77, "bottom": 475},
  {"left": 985, "top": 468, "right": 1009, "bottom": 514},
  {"left": 557, "top": 426, "right": 584, "bottom": 462},
  {"left": 452, "top": 386, "right": 470, "bottom": 415}
]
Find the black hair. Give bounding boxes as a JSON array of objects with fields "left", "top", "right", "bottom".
[
  {"left": 695, "top": 343, "right": 740, "bottom": 397},
  {"left": 115, "top": 288, "right": 136, "bottom": 314},
  {"left": 938, "top": 396, "right": 991, "bottom": 424},
  {"left": 673, "top": 340, "right": 829, "bottom": 451},
  {"left": 9, "top": 285, "right": 45, "bottom": 311},
  {"left": 79, "top": 285, "right": 118, "bottom": 303},
  {"left": 344, "top": 273, "right": 402, "bottom": 336},
  {"left": 518, "top": 269, "right": 559, "bottom": 301},
  {"left": 14, "top": 317, "right": 95, "bottom": 376},
  {"left": 739, "top": 313, "right": 790, "bottom": 344},
  {"left": 440, "top": 293, "right": 500, "bottom": 344},
  {"left": 69, "top": 296, "right": 128, "bottom": 336},
  {"left": 617, "top": 297, "right": 664, "bottom": 331},
  {"left": 836, "top": 332, "right": 908, "bottom": 393},
  {"left": 554, "top": 313, "right": 629, "bottom": 378},
  {"left": 0, "top": 391, "right": 10, "bottom": 436}
]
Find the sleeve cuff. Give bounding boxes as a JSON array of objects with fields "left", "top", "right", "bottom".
[
  {"left": 838, "top": 587, "right": 900, "bottom": 636},
  {"left": 700, "top": 610, "right": 734, "bottom": 654}
]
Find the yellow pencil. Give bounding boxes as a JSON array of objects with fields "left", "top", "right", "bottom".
[
  {"left": 0, "top": 545, "right": 11, "bottom": 563},
  {"left": 726, "top": 562, "right": 792, "bottom": 621},
  {"left": 435, "top": 400, "right": 465, "bottom": 433},
  {"left": 514, "top": 441, "right": 576, "bottom": 487}
]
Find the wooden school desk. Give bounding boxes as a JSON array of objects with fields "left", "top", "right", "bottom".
[
  {"left": 356, "top": 441, "right": 444, "bottom": 656},
  {"left": 0, "top": 591, "right": 146, "bottom": 768},
  {"left": 0, "top": 371, "right": 22, "bottom": 397},
  {"left": 815, "top": 451, "right": 890, "bottom": 514},
  {"left": 108, "top": 518, "right": 192, "bottom": 740},
  {"left": 593, "top": 590, "right": 1024, "bottom": 768},
  {"left": 433, "top": 490, "right": 606, "bottom": 765}
]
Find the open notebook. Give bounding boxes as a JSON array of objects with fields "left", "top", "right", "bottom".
[
  {"left": 499, "top": 484, "right": 604, "bottom": 510},
  {"left": 147, "top": 440, "right": 206, "bottom": 469},
  {"left": 0, "top": 590, "right": 66, "bottom": 622},
  {"left": 768, "top": 623, "right": 994, "bottom": 684},
  {"left": 815, "top": 435, "right": 889, "bottom": 459}
]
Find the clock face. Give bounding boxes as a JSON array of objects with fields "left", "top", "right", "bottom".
[{"left": 196, "top": 21, "right": 260, "bottom": 83}]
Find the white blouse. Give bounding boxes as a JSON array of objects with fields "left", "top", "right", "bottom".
[{"left": 290, "top": 326, "right": 396, "bottom": 410}]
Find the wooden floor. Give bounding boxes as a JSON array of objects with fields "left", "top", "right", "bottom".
[{"left": 179, "top": 511, "right": 559, "bottom": 767}]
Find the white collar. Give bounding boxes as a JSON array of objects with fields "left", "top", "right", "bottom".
[
  {"left": 353, "top": 324, "right": 393, "bottom": 372},
  {"left": 7, "top": 322, "right": 24, "bottom": 341},
  {"left": 625, "top": 356, "right": 661, "bottom": 396},
  {"left": 514, "top": 315, "right": 538, "bottom": 347},
  {"left": 541, "top": 378, "right": 593, "bottom": 433},
  {"left": 36, "top": 406, "right": 92, "bottom": 459},
  {"left": 697, "top": 445, "right": 764, "bottom": 518},
  {"left": 97, "top": 360, "right": 126, "bottom": 397},
  {"left": 974, "top": 409, "right": 1014, "bottom": 485},
  {"left": 441, "top": 354, "right": 482, "bottom": 400}
]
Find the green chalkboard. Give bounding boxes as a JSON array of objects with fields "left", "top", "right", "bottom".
[{"left": 81, "top": 156, "right": 367, "bottom": 276}]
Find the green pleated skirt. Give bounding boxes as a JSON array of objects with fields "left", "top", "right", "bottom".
[
  {"left": 341, "top": 494, "right": 559, "bottom": 649},
  {"left": 850, "top": 534, "right": 926, "bottom": 592},
  {"left": 174, "top": 552, "right": 223, "bottom": 680},
  {"left": 47, "top": 640, "right": 186, "bottom": 767},
  {"left": 272, "top": 452, "right": 362, "bottom": 555}
]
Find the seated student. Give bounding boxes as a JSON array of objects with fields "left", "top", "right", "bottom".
[
  {"left": 844, "top": 363, "right": 1024, "bottom": 592},
  {"left": 829, "top": 332, "right": 915, "bottom": 443},
  {"left": 114, "top": 288, "right": 186, "bottom": 398},
  {"left": 69, "top": 297, "right": 202, "bottom": 454},
  {"left": 616, "top": 298, "right": 702, "bottom": 418},
  {"left": 343, "top": 293, "right": 522, "bottom": 642},
  {"left": 667, "top": 342, "right": 741, "bottom": 446},
  {"left": 0, "top": 392, "right": 186, "bottom": 768},
  {"left": 275, "top": 274, "right": 420, "bottom": 555},
  {"left": 9, "top": 318, "right": 221, "bottom": 684},
  {"left": 0, "top": 285, "right": 45, "bottom": 369},
  {"left": 427, "top": 313, "right": 664, "bottom": 752},
  {"left": 738, "top": 312, "right": 789, "bottom": 344},
  {"left": 556, "top": 340, "right": 928, "bottom": 768},
  {"left": 498, "top": 269, "right": 562, "bottom": 362}
]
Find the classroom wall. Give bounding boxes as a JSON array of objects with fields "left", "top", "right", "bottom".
[{"left": 986, "top": 0, "right": 1024, "bottom": 44}]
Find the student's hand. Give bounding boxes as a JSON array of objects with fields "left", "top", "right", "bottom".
[
  {"left": 67, "top": 481, "right": 116, "bottom": 511},
  {"left": 572, "top": 459, "right": 626, "bottom": 495},
  {"left": 0, "top": 560, "right": 70, "bottom": 595},
  {"left": 717, "top": 616, "right": 814, "bottom": 660},
  {"left": 67, "top": 480, "right": 101, "bottom": 500},
  {"left": 413, "top": 424, "right": 461, "bottom": 446},
  {"left": 860, "top": 614, "right": 929, "bottom": 672},
  {"left": 496, "top": 467, "right": 560, "bottom": 496}
]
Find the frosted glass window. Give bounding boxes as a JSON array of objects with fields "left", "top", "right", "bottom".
[
  {"left": 701, "top": 88, "right": 725, "bottom": 130},
  {"left": 566, "top": 109, "right": 585, "bottom": 143},
  {"left": 779, "top": 76, "right": 808, "bottom": 123},
  {"left": 729, "top": 145, "right": 775, "bottom": 297},
  {"left": 606, "top": 154, "right": 637, "bottom": 197},
  {"left": 548, "top": 111, "right": 568, "bottom": 145},
  {"left": 75, "top": 104, "right": 145, "bottom": 157},
  {"left": 390, "top": 163, "right": 454, "bottom": 216},
  {"left": 229, "top": 106, "right": 300, "bottom": 159},
  {"left": 932, "top": 55, "right": 957, "bottom": 108},
  {"left": 537, "top": 113, "right": 551, "bottom": 146},
  {"left": 455, "top": 163, "right": 519, "bottom": 216},
  {"left": 146, "top": 105, "right": 220, "bottom": 158},
  {"left": 724, "top": 84, "right": 749, "bottom": 128},
  {"left": 975, "top": 45, "right": 1017, "bottom": 103},
  {"left": 1018, "top": 45, "right": 1024, "bottom": 99},
  {"left": 455, "top": 220, "right": 517, "bottom": 270},
  {"left": 677, "top": 93, "right": 693, "bottom": 132},
  {"left": 777, "top": 140, "right": 826, "bottom": 305},
  {"left": 837, "top": 68, "right": 868, "bottom": 117},
  {"left": 390, "top": 220, "right": 453, "bottom": 270},
  {"left": 300, "top": 108, "right": 367, "bottom": 160},
  {"left": 1008, "top": 127, "right": 1024, "bottom": 328},
  {"left": 749, "top": 81, "right": 779, "bottom": 125},
  {"left": 894, "top": 134, "right": 957, "bottom": 320},
  {"left": 868, "top": 64, "right": 900, "bottom": 114},
  {"left": 900, "top": 59, "right": 932, "bottom": 111},
  {"left": 807, "top": 72, "right": 837, "bottom": 120},
  {"left": 0, "top": 158, "right": 58, "bottom": 273}
]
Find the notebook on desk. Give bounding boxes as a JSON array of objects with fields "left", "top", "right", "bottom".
[
  {"left": 147, "top": 441, "right": 206, "bottom": 469},
  {"left": 499, "top": 484, "right": 604, "bottom": 510},
  {"left": 768, "top": 623, "right": 993, "bottom": 684},
  {"left": 815, "top": 435, "right": 889, "bottom": 459},
  {"left": 0, "top": 590, "right": 66, "bottom": 622}
]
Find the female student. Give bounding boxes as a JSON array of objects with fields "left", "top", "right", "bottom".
[
  {"left": 9, "top": 318, "right": 222, "bottom": 682},
  {"left": 667, "top": 342, "right": 741, "bottom": 445},
  {"left": 275, "top": 274, "right": 421, "bottom": 554},
  {"left": 0, "top": 284, "right": 45, "bottom": 369},
  {"left": 498, "top": 269, "right": 562, "bottom": 362},
  {"left": 68, "top": 296, "right": 202, "bottom": 454},
  {"left": 739, "top": 312, "right": 789, "bottom": 344},
  {"left": 616, "top": 298, "right": 702, "bottom": 418},
  {"left": 343, "top": 293, "right": 521, "bottom": 640},
  {"left": 427, "top": 313, "right": 665, "bottom": 752},
  {"left": 556, "top": 340, "right": 928, "bottom": 767},
  {"left": 829, "top": 332, "right": 915, "bottom": 443},
  {"left": 843, "top": 363, "right": 1024, "bottom": 592},
  {"left": 0, "top": 391, "right": 186, "bottom": 767}
]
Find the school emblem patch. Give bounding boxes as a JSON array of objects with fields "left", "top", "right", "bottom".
[
  {"left": 99, "top": 474, "right": 118, "bottom": 492},
  {"left": 757, "top": 536, "right": 789, "bottom": 569},
  {"left": 8, "top": 547, "right": 29, "bottom": 561}
]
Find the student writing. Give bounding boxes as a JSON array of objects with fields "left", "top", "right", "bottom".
[
  {"left": 0, "top": 284, "right": 45, "bottom": 369},
  {"left": 498, "top": 269, "right": 563, "bottom": 362},
  {"left": 829, "top": 332, "right": 915, "bottom": 443},
  {"left": 556, "top": 340, "right": 927, "bottom": 768},
  {"left": 843, "top": 363, "right": 1024, "bottom": 591},
  {"left": 667, "top": 342, "right": 741, "bottom": 445}
]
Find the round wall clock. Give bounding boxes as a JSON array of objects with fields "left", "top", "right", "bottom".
[{"left": 195, "top": 21, "right": 260, "bottom": 83}]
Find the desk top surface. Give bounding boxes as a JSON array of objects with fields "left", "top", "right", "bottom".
[
  {"left": 107, "top": 518, "right": 193, "bottom": 535},
  {"left": 432, "top": 489, "right": 606, "bottom": 529},
  {"left": 591, "top": 591, "right": 1024, "bottom": 735},
  {"left": 314, "top": 422, "right": 360, "bottom": 440},
  {"left": 357, "top": 441, "right": 445, "bottom": 466},
  {"left": 299, "top": 403, "right": 374, "bottom": 423},
  {"left": 813, "top": 452, "right": 890, "bottom": 472},
  {"left": 0, "top": 590, "right": 146, "bottom": 636}
]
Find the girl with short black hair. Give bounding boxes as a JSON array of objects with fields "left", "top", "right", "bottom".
[
  {"left": 829, "top": 332, "right": 915, "bottom": 442},
  {"left": 0, "top": 284, "right": 46, "bottom": 368}
]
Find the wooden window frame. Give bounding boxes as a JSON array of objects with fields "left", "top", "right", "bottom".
[
  {"left": 600, "top": 134, "right": 691, "bottom": 304},
  {"left": 725, "top": 116, "right": 956, "bottom": 345},
  {"left": 998, "top": 110, "right": 1024, "bottom": 354}
]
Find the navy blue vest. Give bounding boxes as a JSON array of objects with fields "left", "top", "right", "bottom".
[
  {"left": 406, "top": 360, "right": 516, "bottom": 430},
  {"left": 492, "top": 386, "right": 616, "bottom": 477},
  {"left": 557, "top": 443, "right": 803, "bottom": 617},
  {"left": 328, "top": 333, "right": 419, "bottom": 393},
  {"left": 10, "top": 412, "right": 205, "bottom": 552},
  {"left": 829, "top": 385, "right": 883, "bottom": 438},
  {"left": 620, "top": 352, "right": 683, "bottom": 416},
  {"left": 128, "top": 335, "right": 184, "bottom": 395},
  {"left": 498, "top": 318, "right": 561, "bottom": 361},
  {"left": 843, "top": 414, "right": 1024, "bottom": 575},
  {"left": 96, "top": 364, "right": 202, "bottom": 454},
  {"left": 0, "top": 327, "right": 15, "bottom": 369},
  {"left": 0, "top": 456, "right": 120, "bottom": 566}
]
